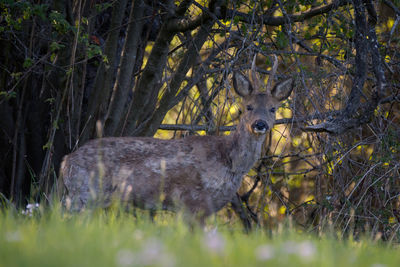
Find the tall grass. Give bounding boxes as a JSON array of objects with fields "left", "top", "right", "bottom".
[{"left": 0, "top": 204, "right": 399, "bottom": 267}]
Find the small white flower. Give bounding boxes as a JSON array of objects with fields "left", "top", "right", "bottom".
[
  {"left": 297, "top": 241, "right": 316, "bottom": 259},
  {"left": 116, "top": 249, "right": 135, "bottom": 267},
  {"left": 282, "top": 241, "right": 298, "bottom": 254},
  {"left": 5, "top": 231, "right": 21, "bottom": 242},
  {"left": 22, "top": 203, "right": 40, "bottom": 217},
  {"left": 134, "top": 238, "right": 175, "bottom": 267},
  {"left": 141, "top": 238, "right": 164, "bottom": 264},
  {"left": 255, "top": 244, "right": 275, "bottom": 261},
  {"left": 281, "top": 240, "right": 316, "bottom": 260},
  {"left": 158, "top": 254, "right": 176, "bottom": 267},
  {"left": 203, "top": 230, "right": 225, "bottom": 254},
  {"left": 133, "top": 230, "right": 144, "bottom": 241}
]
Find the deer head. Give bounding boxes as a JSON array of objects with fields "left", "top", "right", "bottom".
[{"left": 232, "top": 55, "right": 293, "bottom": 137}]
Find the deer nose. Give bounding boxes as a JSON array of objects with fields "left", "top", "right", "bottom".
[{"left": 252, "top": 120, "right": 268, "bottom": 133}]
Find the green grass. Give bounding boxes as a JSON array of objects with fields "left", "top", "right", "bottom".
[{"left": 0, "top": 205, "right": 399, "bottom": 267}]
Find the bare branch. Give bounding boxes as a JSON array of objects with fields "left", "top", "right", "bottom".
[
  {"left": 158, "top": 109, "right": 342, "bottom": 132},
  {"left": 304, "top": 0, "right": 376, "bottom": 134},
  {"left": 225, "top": 0, "right": 351, "bottom": 26}
]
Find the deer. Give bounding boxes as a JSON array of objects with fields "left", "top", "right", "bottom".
[{"left": 58, "top": 56, "right": 293, "bottom": 225}]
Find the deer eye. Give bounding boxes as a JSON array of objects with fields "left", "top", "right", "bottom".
[
  {"left": 270, "top": 107, "right": 276, "bottom": 113},
  {"left": 246, "top": 105, "right": 254, "bottom": 111}
]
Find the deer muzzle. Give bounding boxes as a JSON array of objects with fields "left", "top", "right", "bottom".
[{"left": 251, "top": 120, "right": 269, "bottom": 134}]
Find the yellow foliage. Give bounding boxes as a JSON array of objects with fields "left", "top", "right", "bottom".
[
  {"left": 292, "top": 136, "right": 302, "bottom": 148},
  {"left": 387, "top": 18, "right": 395, "bottom": 29},
  {"left": 247, "top": 169, "right": 257, "bottom": 177},
  {"left": 304, "top": 195, "right": 315, "bottom": 204},
  {"left": 279, "top": 205, "right": 286, "bottom": 215},
  {"left": 288, "top": 175, "right": 302, "bottom": 188}
]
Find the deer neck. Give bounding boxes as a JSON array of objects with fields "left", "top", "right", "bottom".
[{"left": 227, "top": 119, "right": 265, "bottom": 176}]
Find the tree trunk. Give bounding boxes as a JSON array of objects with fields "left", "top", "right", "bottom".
[
  {"left": 104, "top": 0, "right": 145, "bottom": 137},
  {"left": 81, "top": 0, "right": 129, "bottom": 142}
]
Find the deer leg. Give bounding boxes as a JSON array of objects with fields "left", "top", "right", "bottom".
[
  {"left": 149, "top": 209, "right": 156, "bottom": 222},
  {"left": 179, "top": 211, "right": 205, "bottom": 232},
  {"left": 230, "top": 193, "right": 252, "bottom": 233}
]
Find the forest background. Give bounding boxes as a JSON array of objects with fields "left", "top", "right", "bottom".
[{"left": 0, "top": 0, "right": 399, "bottom": 240}]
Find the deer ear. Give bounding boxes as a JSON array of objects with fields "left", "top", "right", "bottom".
[
  {"left": 233, "top": 72, "right": 253, "bottom": 97},
  {"left": 271, "top": 78, "right": 293, "bottom": 101}
]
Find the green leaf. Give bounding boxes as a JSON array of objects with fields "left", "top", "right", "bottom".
[
  {"left": 95, "top": 2, "right": 113, "bottom": 12},
  {"left": 42, "top": 141, "right": 52, "bottom": 150},
  {"left": 49, "top": 11, "right": 72, "bottom": 34},
  {"left": 11, "top": 72, "right": 23, "bottom": 79},
  {"left": 45, "top": 98, "right": 55, "bottom": 104},
  {"left": 33, "top": 4, "right": 49, "bottom": 20},
  {"left": 66, "top": 68, "right": 73, "bottom": 76},
  {"left": 50, "top": 41, "right": 65, "bottom": 52},
  {"left": 240, "top": 23, "right": 247, "bottom": 34},
  {"left": 233, "top": 16, "right": 240, "bottom": 25},
  {"left": 87, "top": 44, "right": 103, "bottom": 59},
  {"left": 276, "top": 31, "right": 288, "bottom": 49},
  {"left": 50, "top": 53, "right": 56, "bottom": 62},
  {"left": 23, "top": 57, "right": 33, "bottom": 68},
  {"left": 0, "top": 91, "right": 17, "bottom": 100}
]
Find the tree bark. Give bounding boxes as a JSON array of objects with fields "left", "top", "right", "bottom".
[
  {"left": 103, "top": 0, "right": 145, "bottom": 137},
  {"left": 81, "top": 0, "right": 129, "bottom": 143}
]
